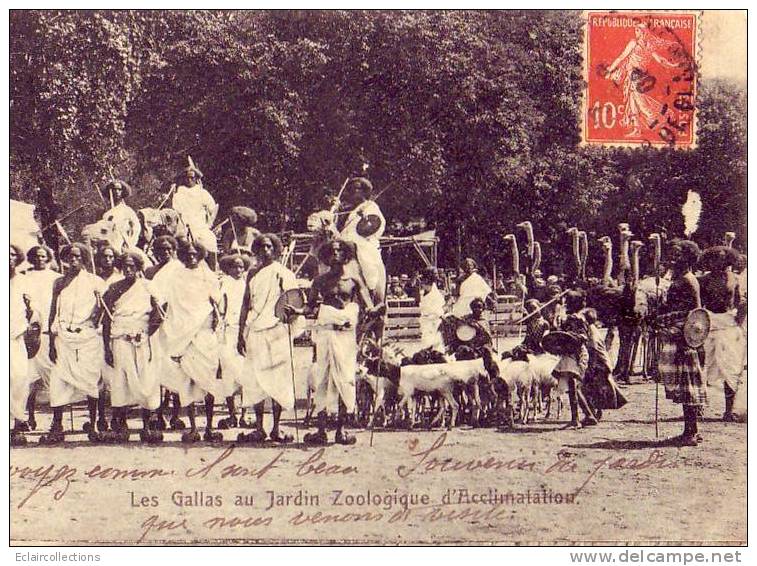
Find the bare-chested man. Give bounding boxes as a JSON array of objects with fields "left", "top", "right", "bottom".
[{"left": 287, "top": 239, "right": 382, "bottom": 445}]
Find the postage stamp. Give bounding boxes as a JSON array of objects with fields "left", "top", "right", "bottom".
[{"left": 582, "top": 11, "right": 701, "bottom": 148}]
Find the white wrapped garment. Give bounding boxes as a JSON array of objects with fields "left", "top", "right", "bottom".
[
  {"left": 10, "top": 277, "right": 31, "bottom": 420},
  {"left": 241, "top": 262, "right": 302, "bottom": 409},
  {"left": 107, "top": 279, "right": 161, "bottom": 410},
  {"left": 312, "top": 302, "right": 360, "bottom": 414},
  {"left": 48, "top": 271, "right": 105, "bottom": 407},
  {"left": 704, "top": 309, "right": 746, "bottom": 393}
]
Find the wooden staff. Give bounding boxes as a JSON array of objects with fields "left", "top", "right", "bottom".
[
  {"left": 369, "top": 249, "right": 392, "bottom": 448},
  {"left": 229, "top": 217, "right": 240, "bottom": 249},
  {"left": 279, "top": 275, "right": 300, "bottom": 444},
  {"left": 492, "top": 259, "right": 499, "bottom": 352}
]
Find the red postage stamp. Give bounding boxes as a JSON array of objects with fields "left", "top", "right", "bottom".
[{"left": 582, "top": 11, "right": 700, "bottom": 148}]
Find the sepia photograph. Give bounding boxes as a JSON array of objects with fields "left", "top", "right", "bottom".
[{"left": 7, "top": 7, "right": 748, "bottom": 548}]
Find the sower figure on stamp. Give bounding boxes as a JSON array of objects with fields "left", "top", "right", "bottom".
[
  {"left": 237, "top": 234, "right": 301, "bottom": 444},
  {"left": 158, "top": 239, "right": 224, "bottom": 443},
  {"left": 217, "top": 253, "right": 252, "bottom": 430},
  {"left": 604, "top": 22, "right": 682, "bottom": 137},
  {"left": 654, "top": 239, "right": 706, "bottom": 446},
  {"left": 23, "top": 245, "right": 59, "bottom": 432},
  {"left": 287, "top": 239, "right": 383, "bottom": 446},
  {"left": 10, "top": 245, "right": 34, "bottom": 446},
  {"left": 144, "top": 235, "right": 183, "bottom": 429},
  {"left": 42, "top": 243, "right": 107, "bottom": 444},
  {"left": 101, "top": 252, "right": 165, "bottom": 443}
]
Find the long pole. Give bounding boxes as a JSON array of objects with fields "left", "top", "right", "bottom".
[
  {"left": 492, "top": 259, "right": 499, "bottom": 352},
  {"left": 158, "top": 184, "right": 177, "bottom": 210},
  {"left": 280, "top": 277, "right": 300, "bottom": 443},
  {"left": 369, "top": 251, "right": 391, "bottom": 447}
]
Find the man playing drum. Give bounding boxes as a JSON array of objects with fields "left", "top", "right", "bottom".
[{"left": 237, "top": 234, "right": 302, "bottom": 444}]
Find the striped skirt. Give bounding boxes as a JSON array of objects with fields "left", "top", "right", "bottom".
[{"left": 658, "top": 325, "right": 707, "bottom": 406}]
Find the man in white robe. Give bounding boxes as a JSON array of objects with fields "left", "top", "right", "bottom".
[
  {"left": 157, "top": 240, "right": 223, "bottom": 442},
  {"left": 418, "top": 268, "right": 446, "bottom": 352},
  {"left": 171, "top": 159, "right": 219, "bottom": 266},
  {"left": 10, "top": 245, "right": 33, "bottom": 445},
  {"left": 102, "top": 252, "right": 163, "bottom": 442},
  {"left": 238, "top": 234, "right": 302, "bottom": 443},
  {"left": 217, "top": 253, "right": 251, "bottom": 428},
  {"left": 43, "top": 243, "right": 106, "bottom": 444},
  {"left": 101, "top": 180, "right": 141, "bottom": 251},
  {"left": 339, "top": 177, "right": 386, "bottom": 301},
  {"left": 452, "top": 258, "right": 493, "bottom": 317},
  {"left": 21, "top": 245, "right": 59, "bottom": 430}
]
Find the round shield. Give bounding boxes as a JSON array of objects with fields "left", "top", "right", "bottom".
[
  {"left": 542, "top": 331, "right": 581, "bottom": 356},
  {"left": 24, "top": 323, "right": 41, "bottom": 359},
  {"left": 274, "top": 288, "right": 306, "bottom": 323},
  {"left": 356, "top": 214, "right": 382, "bottom": 238},
  {"left": 455, "top": 323, "right": 477, "bottom": 343},
  {"left": 683, "top": 308, "right": 710, "bottom": 349}
]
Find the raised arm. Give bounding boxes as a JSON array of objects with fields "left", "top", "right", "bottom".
[{"left": 606, "top": 39, "right": 636, "bottom": 76}]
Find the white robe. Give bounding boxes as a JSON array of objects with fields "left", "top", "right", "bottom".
[
  {"left": 101, "top": 270, "right": 124, "bottom": 288},
  {"left": 340, "top": 199, "right": 386, "bottom": 290},
  {"left": 107, "top": 279, "right": 162, "bottom": 410},
  {"left": 452, "top": 272, "right": 492, "bottom": 317},
  {"left": 241, "top": 262, "right": 301, "bottom": 410},
  {"left": 703, "top": 309, "right": 746, "bottom": 393},
  {"left": 172, "top": 184, "right": 218, "bottom": 253},
  {"left": 312, "top": 303, "right": 360, "bottom": 414},
  {"left": 158, "top": 265, "right": 223, "bottom": 404},
  {"left": 218, "top": 275, "right": 246, "bottom": 397},
  {"left": 102, "top": 202, "right": 141, "bottom": 250},
  {"left": 48, "top": 271, "right": 105, "bottom": 407},
  {"left": 419, "top": 284, "right": 445, "bottom": 351},
  {"left": 23, "top": 268, "right": 60, "bottom": 387},
  {"left": 10, "top": 275, "right": 31, "bottom": 420}
]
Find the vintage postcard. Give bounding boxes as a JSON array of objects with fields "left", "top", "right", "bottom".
[{"left": 8, "top": 9, "right": 747, "bottom": 548}]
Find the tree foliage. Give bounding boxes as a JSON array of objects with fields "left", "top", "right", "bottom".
[{"left": 10, "top": 10, "right": 747, "bottom": 264}]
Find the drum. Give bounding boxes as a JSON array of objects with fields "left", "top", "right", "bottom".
[
  {"left": 356, "top": 214, "right": 382, "bottom": 238},
  {"left": 274, "top": 288, "right": 306, "bottom": 323},
  {"left": 455, "top": 323, "right": 478, "bottom": 343},
  {"left": 542, "top": 331, "right": 581, "bottom": 356}
]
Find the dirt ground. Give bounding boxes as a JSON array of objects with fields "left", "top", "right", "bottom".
[{"left": 9, "top": 339, "right": 747, "bottom": 546}]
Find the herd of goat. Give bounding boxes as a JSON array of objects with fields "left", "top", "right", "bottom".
[{"left": 304, "top": 344, "right": 564, "bottom": 430}]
